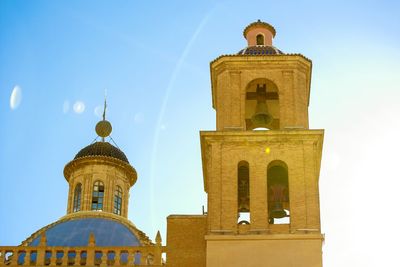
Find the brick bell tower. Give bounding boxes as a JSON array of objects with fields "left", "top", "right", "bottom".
[{"left": 200, "top": 20, "right": 324, "bottom": 266}]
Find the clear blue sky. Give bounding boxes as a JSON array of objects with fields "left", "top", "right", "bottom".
[{"left": 1, "top": 1, "right": 400, "bottom": 266}]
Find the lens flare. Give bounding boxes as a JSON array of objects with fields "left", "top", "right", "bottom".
[
  {"left": 94, "top": 105, "right": 103, "bottom": 118},
  {"left": 10, "top": 85, "right": 22, "bottom": 110},
  {"left": 73, "top": 101, "right": 85, "bottom": 114}
]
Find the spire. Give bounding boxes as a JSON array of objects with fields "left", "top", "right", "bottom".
[
  {"left": 155, "top": 230, "right": 162, "bottom": 246},
  {"left": 102, "top": 95, "right": 107, "bottom": 121},
  {"left": 95, "top": 92, "right": 112, "bottom": 141}
]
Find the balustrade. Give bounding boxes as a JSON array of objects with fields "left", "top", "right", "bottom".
[{"left": 0, "top": 245, "right": 166, "bottom": 266}]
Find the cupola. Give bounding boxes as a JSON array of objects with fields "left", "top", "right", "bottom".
[
  {"left": 243, "top": 19, "right": 276, "bottom": 46},
  {"left": 238, "top": 20, "right": 284, "bottom": 55},
  {"left": 63, "top": 101, "right": 137, "bottom": 217}
]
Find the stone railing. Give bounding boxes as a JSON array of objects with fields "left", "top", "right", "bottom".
[
  {"left": 0, "top": 245, "right": 166, "bottom": 266},
  {"left": 0, "top": 232, "right": 166, "bottom": 266}
]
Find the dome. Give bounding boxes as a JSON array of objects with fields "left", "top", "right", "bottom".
[
  {"left": 243, "top": 20, "right": 276, "bottom": 38},
  {"left": 238, "top": 45, "right": 284, "bottom": 55},
  {"left": 28, "top": 218, "right": 140, "bottom": 247},
  {"left": 74, "top": 141, "right": 129, "bottom": 163},
  {"left": 19, "top": 215, "right": 152, "bottom": 264}
]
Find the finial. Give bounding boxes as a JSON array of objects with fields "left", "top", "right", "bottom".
[
  {"left": 102, "top": 89, "right": 108, "bottom": 121},
  {"left": 155, "top": 230, "right": 162, "bottom": 246},
  {"left": 88, "top": 232, "right": 96, "bottom": 246},
  {"left": 39, "top": 232, "right": 47, "bottom": 246},
  {"left": 95, "top": 91, "right": 112, "bottom": 141}
]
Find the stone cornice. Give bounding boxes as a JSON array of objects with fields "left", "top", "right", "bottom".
[
  {"left": 205, "top": 233, "right": 324, "bottom": 241},
  {"left": 200, "top": 129, "right": 323, "bottom": 143},
  {"left": 64, "top": 156, "right": 137, "bottom": 186},
  {"left": 210, "top": 53, "right": 312, "bottom": 66},
  {"left": 200, "top": 129, "right": 324, "bottom": 192}
]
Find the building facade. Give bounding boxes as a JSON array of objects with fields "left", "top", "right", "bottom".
[
  {"left": 0, "top": 21, "right": 324, "bottom": 267},
  {"left": 167, "top": 20, "right": 324, "bottom": 267}
]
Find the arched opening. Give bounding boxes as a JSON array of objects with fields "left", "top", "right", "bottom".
[
  {"left": 114, "top": 186, "right": 123, "bottom": 215},
  {"left": 237, "top": 161, "right": 250, "bottom": 224},
  {"left": 245, "top": 78, "right": 280, "bottom": 130},
  {"left": 73, "top": 183, "right": 82, "bottom": 212},
  {"left": 91, "top": 181, "right": 104, "bottom": 211},
  {"left": 267, "top": 161, "right": 290, "bottom": 224},
  {"left": 256, "top": 34, "right": 264, "bottom": 45}
]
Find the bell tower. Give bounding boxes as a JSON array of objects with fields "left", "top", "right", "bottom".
[{"left": 200, "top": 20, "right": 324, "bottom": 266}]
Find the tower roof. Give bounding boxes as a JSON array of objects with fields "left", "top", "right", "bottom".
[
  {"left": 243, "top": 20, "right": 276, "bottom": 38},
  {"left": 73, "top": 97, "right": 129, "bottom": 164},
  {"left": 74, "top": 141, "right": 129, "bottom": 163},
  {"left": 237, "top": 45, "right": 284, "bottom": 55},
  {"left": 64, "top": 100, "right": 137, "bottom": 186},
  {"left": 240, "top": 20, "right": 282, "bottom": 54}
]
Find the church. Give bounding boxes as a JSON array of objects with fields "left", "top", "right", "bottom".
[{"left": 0, "top": 20, "right": 324, "bottom": 267}]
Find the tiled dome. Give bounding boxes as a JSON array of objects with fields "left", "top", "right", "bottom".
[
  {"left": 238, "top": 45, "right": 284, "bottom": 55},
  {"left": 28, "top": 218, "right": 140, "bottom": 247},
  {"left": 74, "top": 141, "right": 129, "bottom": 163}
]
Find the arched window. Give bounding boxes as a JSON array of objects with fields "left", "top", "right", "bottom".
[
  {"left": 91, "top": 181, "right": 104, "bottom": 211},
  {"left": 73, "top": 183, "right": 82, "bottom": 212},
  {"left": 245, "top": 78, "right": 280, "bottom": 131},
  {"left": 256, "top": 34, "right": 264, "bottom": 45},
  {"left": 114, "top": 186, "right": 123, "bottom": 215},
  {"left": 267, "top": 161, "right": 290, "bottom": 224},
  {"left": 237, "top": 161, "right": 250, "bottom": 224}
]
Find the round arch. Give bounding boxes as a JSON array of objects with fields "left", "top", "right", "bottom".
[
  {"left": 267, "top": 160, "right": 290, "bottom": 224},
  {"left": 245, "top": 78, "right": 280, "bottom": 130},
  {"left": 256, "top": 33, "right": 265, "bottom": 45}
]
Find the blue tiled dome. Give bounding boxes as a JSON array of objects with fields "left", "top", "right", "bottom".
[{"left": 28, "top": 218, "right": 140, "bottom": 247}]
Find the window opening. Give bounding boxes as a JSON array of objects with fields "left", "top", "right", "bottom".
[
  {"left": 92, "top": 181, "right": 104, "bottom": 211},
  {"left": 256, "top": 34, "right": 264, "bottom": 45},
  {"left": 237, "top": 161, "right": 250, "bottom": 224},
  {"left": 267, "top": 162, "right": 290, "bottom": 224},
  {"left": 114, "top": 186, "right": 123, "bottom": 215},
  {"left": 73, "top": 183, "right": 82, "bottom": 212}
]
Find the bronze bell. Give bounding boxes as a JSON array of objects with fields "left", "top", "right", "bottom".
[
  {"left": 251, "top": 100, "right": 273, "bottom": 127},
  {"left": 250, "top": 84, "right": 273, "bottom": 128},
  {"left": 269, "top": 202, "right": 287, "bottom": 219}
]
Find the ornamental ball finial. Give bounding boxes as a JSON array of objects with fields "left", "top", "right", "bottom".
[{"left": 95, "top": 120, "right": 112, "bottom": 138}]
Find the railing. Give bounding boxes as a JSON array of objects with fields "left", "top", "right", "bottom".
[{"left": 0, "top": 246, "right": 166, "bottom": 266}]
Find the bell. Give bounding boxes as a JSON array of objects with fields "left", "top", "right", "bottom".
[
  {"left": 251, "top": 100, "right": 273, "bottom": 127},
  {"left": 269, "top": 202, "right": 287, "bottom": 219}
]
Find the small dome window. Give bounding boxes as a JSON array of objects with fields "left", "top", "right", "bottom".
[
  {"left": 92, "top": 181, "right": 104, "bottom": 211},
  {"left": 114, "top": 186, "right": 123, "bottom": 215},
  {"left": 73, "top": 183, "right": 82, "bottom": 212},
  {"left": 256, "top": 34, "right": 264, "bottom": 45}
]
